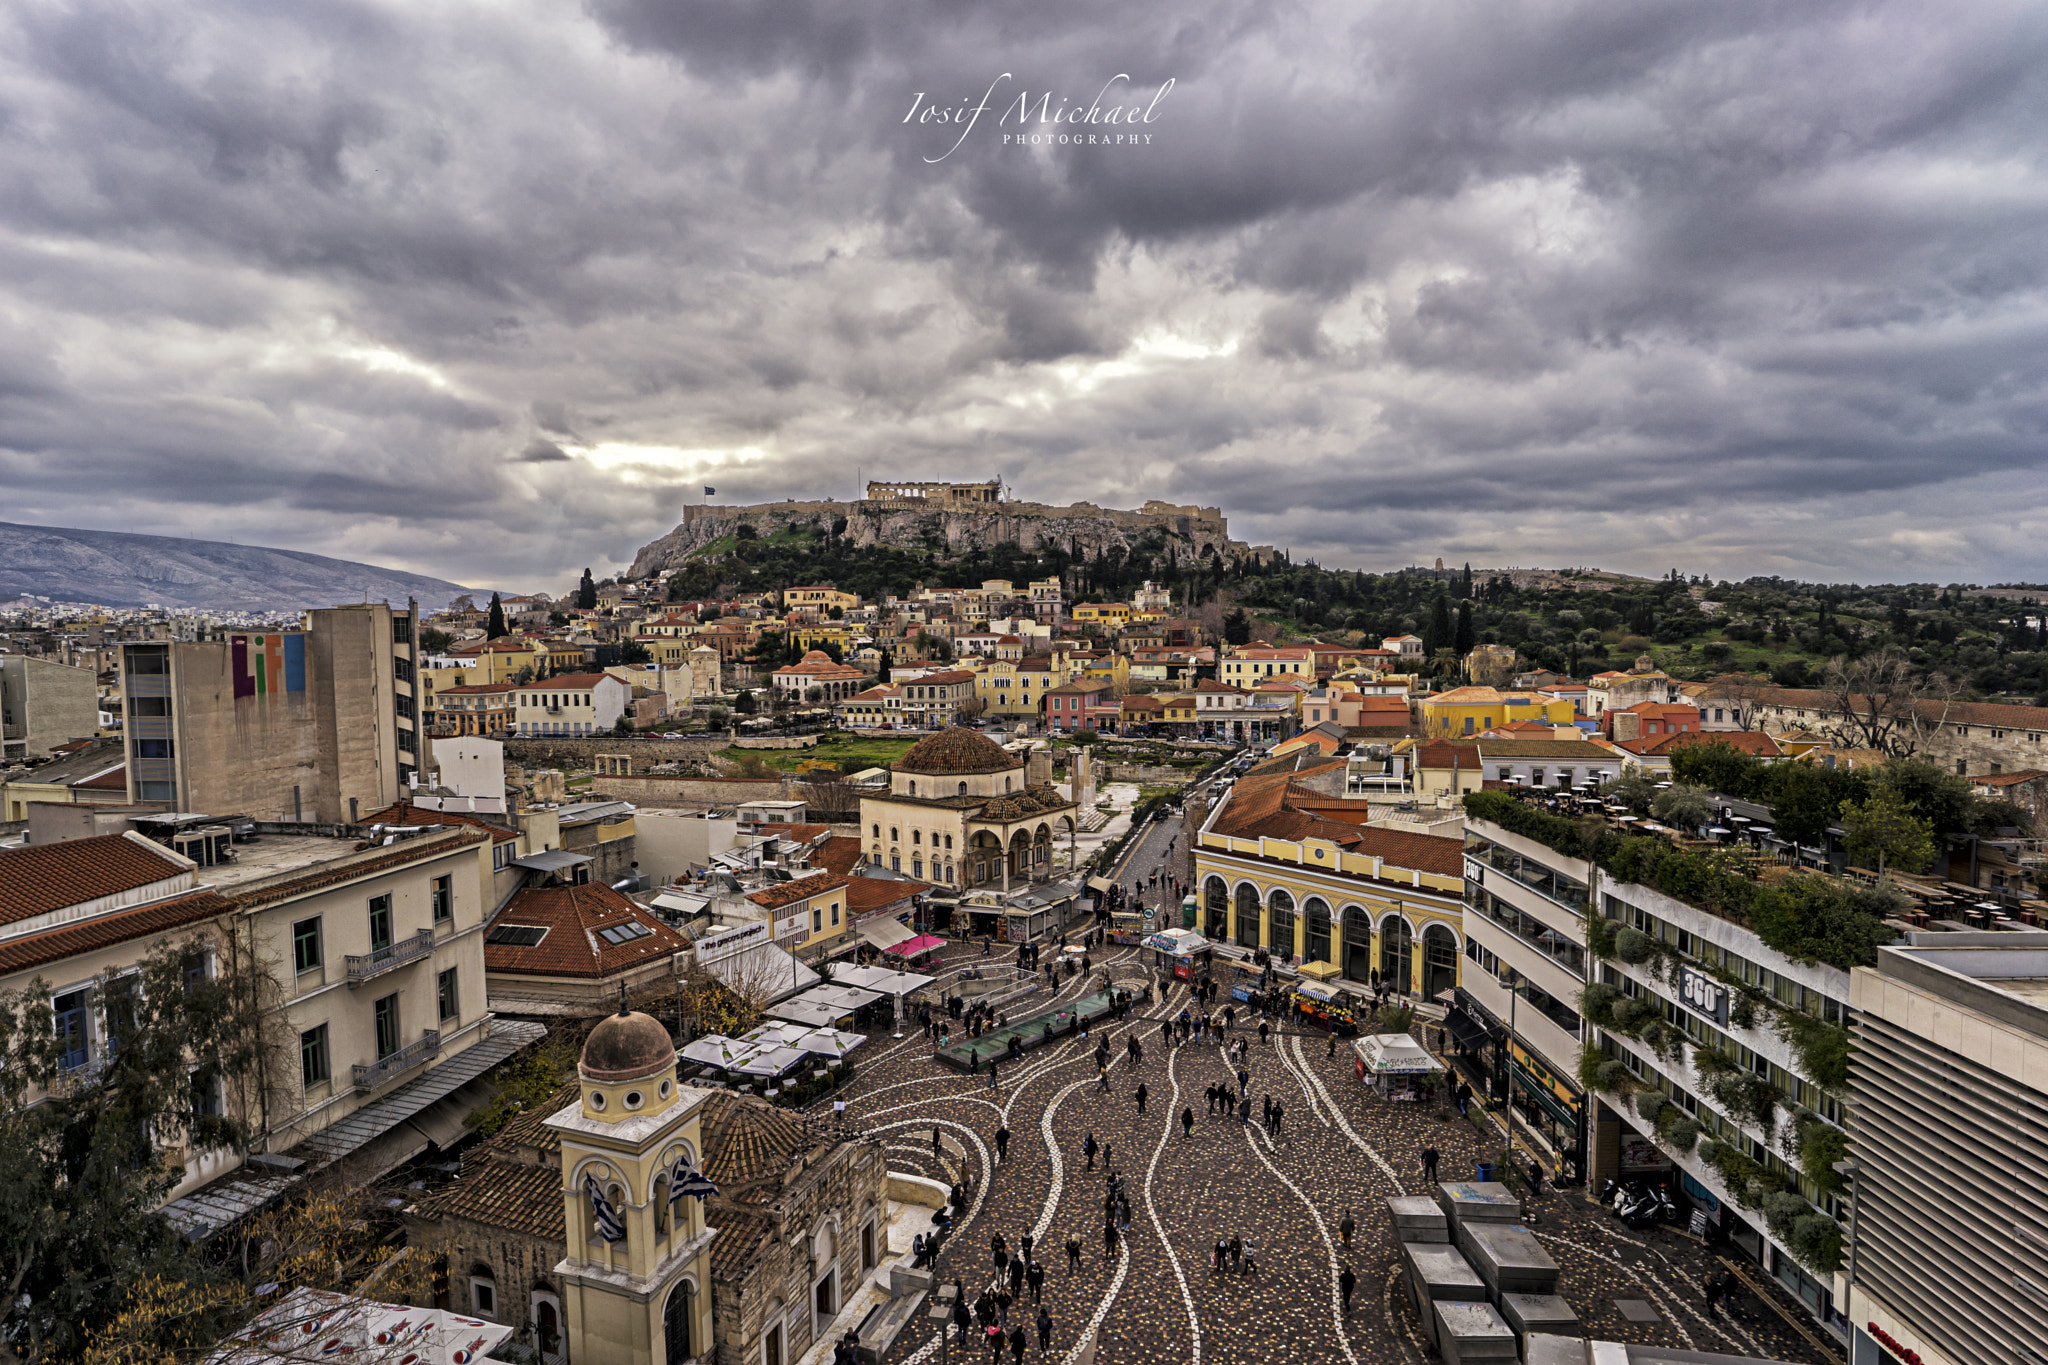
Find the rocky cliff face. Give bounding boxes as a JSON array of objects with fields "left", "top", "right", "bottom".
[{"left": 627, "top": 498, "right": 1262, "bottom": 580}]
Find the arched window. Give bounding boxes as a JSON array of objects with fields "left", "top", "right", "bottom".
[
  {"left": 1268, "top": 890, "right": 1296, "bottom": 957},
  {"left": 1204, "top": 877, "right": 1227, "bottom": 939},
  {"left": 871, "top": 823, "right": 879, "bottom": 837},
  {"left": 958, "top": 782, "right": 967, "bottom": 795},
  {"left": 913, "top": 830, "right": 922, "bottom": 845},
  {"left": 469, "top": 1262, "right": 498, "bottom": 1319},
  {"left": 663, "top": 1281, "right": 695, "bottom": 1365},
  {"left": 1235, "top": 884, "right": 1260, "bottom": 949},
  {"left": 654, "top": 1174, "right": 672, "bottom": 1242},
  {"left": 944, "top": 834, "right": 953, "bottom": 848},
  {"left": 1304, "top": 897, "right": 1332, "bottom": 964},
  {"left": 890, "top": 827, "right": 898, "bottom": 842}
]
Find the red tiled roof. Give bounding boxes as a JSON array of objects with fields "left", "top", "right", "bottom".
[
  {"left": 0, "top": 834, "right": 186, "bottom": 925},
  {"left": 516, "top": 672, "right": 616, "bottom": 690},
  {"left": 0, "top": 888, "right": 234, "bottom": 977},
  {"left": 845, "top": 876, "right": 929, "bottom": 916},
  {"left": 744, "top": 872, "right": 851, "bottom": 911},
  {"left": 72, "top": 763, "right": 128, "bottom": 791},
  {"left": 1642, "top": 730, "right": 1784, "bottom": 758},
  {"left": 1976, "top": 768, "right": 2048, "bottom": 787},
  {"left": 439, "top": 683, "right": 520, "bottom": 695},
  {"left": 1211, "top": 764, "right": 1463, "bottom": 876},
  {"left": 360, "top": 801, "right": 516, "bottom": 840},
  {"left": 485, "top": 882, "right": 690, "bottom": 979},
  {"left": 813, "top": 836, "right": 865, "bottom": 876}
]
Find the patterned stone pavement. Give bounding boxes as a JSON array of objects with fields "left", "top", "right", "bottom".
[{"left": 825, "top": 927, "right": 1841, "bottom": 1365}]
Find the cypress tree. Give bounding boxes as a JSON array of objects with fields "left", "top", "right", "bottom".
[
  {"left": 1454, "top": 601, "right": 1475, "bottom": 655},
  {"left": 486, "top": 592, "right": 508, "bottom": 639}
]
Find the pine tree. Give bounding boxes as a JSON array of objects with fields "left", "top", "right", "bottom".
[
  {"left": 1426, "top": 592, "right": 1452, "bottom": 655},
  {"left": 486, "top": 592, "right": 508, "bottom": 639}
]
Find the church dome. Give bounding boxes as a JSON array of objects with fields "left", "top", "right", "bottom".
[
  {"left": 897, "top": 727, "right": 1021, "bottom": 776},
  {"left": 580, "top": 1008, "right": 675, "bottom": 1082}
]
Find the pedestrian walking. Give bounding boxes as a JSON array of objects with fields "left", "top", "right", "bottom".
[
  {"left": 1456, "top": 1080, "right": 1472, "bottom": 1116},
  {"left": 1339, "top": 1209, "right": 1355, "bottom": 1248},
  {"left": 1065, "top": 1233, "right": 1082, "bottom": 1272},
  {"left": 1262, "top": 1093, "right": 1273, "bottom": 1128},
  {"left": 933, "top": 1126, "right": 944, "bottom": 1158},
  {"left": 1241, "top": 1237, "right": 1258, "bottom": 1277},
  {"left": 1422, "top": 1145, "right": 1440, "bottom": 1184},
  {"left": 995, "top": 1124, "right": 1011, "bottom": 1162},
  {"left": 1327, "top": 1032, "right": 1337, "bottom": 1059},
  {"left": 1237, "top": 1093, "right": 1251, "bottom": 1124},
  {"left": 1703, "top": 1272, "right": 1723, "bottom": 1319},
  {"left": 1026, "top": 1260, "right": 1045, "bottom": 1303},
  {"left": 1271, "top": 1100, "right": 1285, "bottom": 1136},
  {"left": 1036, "top": 1307, "right": 1052, "bottom": 1358},
  {"left": 1211, "top": 1238, "right": 1227, "bottom": 1274},
  {"left": 1083, "top": 1133, "right": 1097, "bottom": 1171},
  {"left": 1103, "top": 1222, "right": 1119, "bottom": 1257},
  {"left": 1020, "top": 1231, "right": 1034, "bottom": 1264},
  {"left": 1339, "top": 1266, "right": 1357, "bottom": 1315},
  {"left": 1181, "top": 1105, "right": 1195, "bottom": 1138},
  {"left": 1527, "top": 1159, "right": 1545, "bottom": 1197},
  {"left": 1135, "top": 1082, "right": 1148, "bottom": 1114},
  {"left": 993, "top": 1232, "right": 1008, "bottom": 1277},
  {"left": 989, "top": 1061, "right": 1000, "bottom": 1091},
  {"left": 1228, "top": 1235, "right": 1242, "bottom": 1273},
  {"left": 1096, "top": 1067, "right": 1111, "bottom": 1095},
  {"left": 1258, "top": 1021, "right": 1270, "bottom": 1046},
  {"left": 1008, "top": 1257, "right": 1024, "bottom": 1296}
]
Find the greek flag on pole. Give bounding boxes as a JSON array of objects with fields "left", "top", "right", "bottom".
[
  {"left": 669, "top": 1154, "right": 721, "bottom": 1205},
  {"left": 586, "top": 1175, "right": 627, "bottom": 1243},
  {"left": 703, "top": 486, "right": 716, "bottom": 496}
]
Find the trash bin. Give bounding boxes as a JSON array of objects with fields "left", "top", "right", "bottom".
[{"left": 1474, "top": 1161, "right": 1495, "bottom": 1183}]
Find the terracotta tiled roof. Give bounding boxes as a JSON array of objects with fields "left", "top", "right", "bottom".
[
  {"left": 485, "top": 882, "right": 690, "bottom": 980},
  {"left": 845, "top": 876, "right": 928, "bottom": 916},
  {"left": 72, "top": 763, "right": 128, "bottom": 792},
  {"left": 812, "top": 836, "right": 865, "bottom": 876},
  {"left": 0, "top": 888, "right": 234, "bottom": 975},
  {"left": 0, "top": 834, "right": 187, "bottom": 925},
  {"left": 359, "top": 801, "right": 516, "bottom": 839},
  {"left": 897, "top": 727, "right": 1020, "bottom": 776},
  {"left": 709, "top": 1206, "right": 776, "bottom": 1280},
  {"left": 438, "top": 683, "right": 519, "bottom": 695},
  {"left": 1638, "top": 730, "right": 1783, "bottom": 758},
  {"left": 1976, "top": 768, "right": 2048, "bottom": 787},
  {"left": 744, "top": 873, "right": 850, "bottom": 911},
  {"left": 698, "top": 1091, "right": 805, "bottom": 1195}
]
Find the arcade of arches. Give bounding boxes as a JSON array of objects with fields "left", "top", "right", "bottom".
[{"left": 1201, "top": 872, "right": 1463, "bottom": 997}]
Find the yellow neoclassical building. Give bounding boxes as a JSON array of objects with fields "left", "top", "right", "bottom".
[
  {"left": 1419, "top": 686, "right": 1577, "bottom": 738},
  {"left": 545, "top": 1008, "right": 718, "bottom": 1365},
  {"left": 1194, "top": 760, "right": 1467, "bottom": 997}
]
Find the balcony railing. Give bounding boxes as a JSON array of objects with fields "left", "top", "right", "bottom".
[
  {"left": 352, "top": 1030, "right": 441, "bottom": 1091},
  {"left": 346, "top": 928, "right": 436, "bottom": 985}
]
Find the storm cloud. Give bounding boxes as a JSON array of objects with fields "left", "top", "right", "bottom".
[{"left": 2, "top": 0, "right": 2045, "bottom": 590}]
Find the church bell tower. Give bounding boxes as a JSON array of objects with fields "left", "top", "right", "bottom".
[{"left": 547, "top": 1003, "right": 718, "bottom": 1365}]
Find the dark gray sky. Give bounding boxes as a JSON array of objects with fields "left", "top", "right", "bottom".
[{"left": 3, "top": 0, "right": 2046, "bottom": 592}]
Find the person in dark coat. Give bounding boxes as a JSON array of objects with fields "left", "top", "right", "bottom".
[
  {"left": 1020, "top": 1231, "right": 1034, "bottom": 1264},
  {"left": 1065, "top": 1233, "right": 1082, "bottom": 1272},
  {"left": 1181, "top": 1105, "right": 1195, "bottom": 1138},
  {"left": 1026, "top": 1259, "right": 1045, "bottom": 1303},
  {"left": 1422, "top": 1145, "right": 1440, "bottom": 1183},
  {"left": 1082, "top": 1132, "right": 1097, "bottom": 1171},
  {"left": 1008, "top": 1323, "right": 1026, "bottom": 1364},
  {"left": 1339, "top": 1265, "right": 1358, "bottom": 1315},
  {"left": 1008, "top": 1256, "right": 1024, "bottom": 1295},
  {"left": 995, "top": 1124, "right": 1010, "bottom": 1161},
  {"left": 1036, "top": 1306, "right": 1053, "bottom": 1358},
  {"left": 1134, "top": 1082, "right": 1148, "bottom": 1114}
]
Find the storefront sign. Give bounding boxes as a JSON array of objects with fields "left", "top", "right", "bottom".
[
  {"left": 1678, "top": 966, "right": 1729, "bottom": 1026},
  {"left": 1618, "top": 1133, "right": 1668, "bottom": 1171},
  {"left": 1507, "top": 1038, "right": 1579, "bottom": 1111},
  {"left": 695, "top": 919, "right": 770, "bottom": 964}
]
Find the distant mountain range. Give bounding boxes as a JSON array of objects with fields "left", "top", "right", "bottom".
[{"left": 0, "top": 522, "right": 477, "bottom": 613}]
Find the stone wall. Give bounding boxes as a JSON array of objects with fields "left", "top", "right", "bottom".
[
  {"left": 504, "top": 736, "right": 725, "bottom": 769},
  {"left": 1099, "top": 762, "right": 1205, "bottom": 786},
  {"left": 628, "top": 496, "right": 1262, "bottom": 580},
  {"left": 586, "top": 772, "right": 797, "bottom": 806}
]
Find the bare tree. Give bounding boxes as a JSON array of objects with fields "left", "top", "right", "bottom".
[
  {"left": 1821, "top": 646, "right": 1958, "bottom": 756},
  {"left": 798, "top": 773, "right": 861, "bottom": 820}
]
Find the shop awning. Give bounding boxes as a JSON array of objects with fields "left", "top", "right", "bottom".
[
  {"left": 1086, "top": 876, "right": 1118, "bottom": 894},
  {"left": 1298, "top": 960, "right": 1343, "bottom": 981},
  {"left": 858, "top": 917, "right": 916, "bottom": 950},
  {"left": 1443, "top": 1008, "right": 1494, "bottom": 1053},
  {"left": 1511, "top": 1064, "right": 1580, "bottom": 1129},
  {"left": 1353, "top": 1033, "right": 1443, "bottom": 1074},
  {"left": 885, "top": 933, "right": 947, "bottom": 957}
]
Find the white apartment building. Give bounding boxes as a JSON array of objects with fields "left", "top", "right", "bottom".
[{"left": 513, "top": 671, "right": 631, "bottom": 736}]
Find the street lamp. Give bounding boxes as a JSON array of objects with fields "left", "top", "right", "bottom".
[{"left": 1501, "top": 964, "right": 1522, "bottom": 1205}]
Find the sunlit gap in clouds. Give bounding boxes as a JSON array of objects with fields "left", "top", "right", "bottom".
[{"left": 563, "top": 442, "right": 769, "bottom": 486}]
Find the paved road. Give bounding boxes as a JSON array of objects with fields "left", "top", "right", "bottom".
[{"left": 838, "top": 933, "right": 1835, "bottom": 1365}]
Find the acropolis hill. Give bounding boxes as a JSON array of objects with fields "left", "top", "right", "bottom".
[{"left": 626, "top": 488, "right": 1270, "bottom": 579}]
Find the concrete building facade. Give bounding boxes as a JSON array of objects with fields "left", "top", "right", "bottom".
[
  {"left": 119, "top": 603, "right": 422, "bottom": 823},
  {"left": 0, "top": 654, "right": 100, "bottom": 761}
]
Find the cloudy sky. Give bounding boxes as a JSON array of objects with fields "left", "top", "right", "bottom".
[{"left": 3, "top": 0, "right": 2046, "bottom": 593}]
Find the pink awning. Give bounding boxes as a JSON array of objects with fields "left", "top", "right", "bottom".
[{"left": 885, "top": 934, "right": 947, "bottom": 958}]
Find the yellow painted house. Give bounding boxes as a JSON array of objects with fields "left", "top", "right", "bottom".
[
  {"left": 1078, "top": 653, "right": 1132, "bottom": 694},
  {"left": 975, "top": 655, "right": 1076, "bottom": 718},
  {"left": 1420, "top": 686, "right": 1577, "bottom": 738},
  {"left": 1193, "top": 758, "right": 1466, "bottom": 997},
  {"left": 1070, "top": 603, "right": 1133, "bottom": 627}
]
